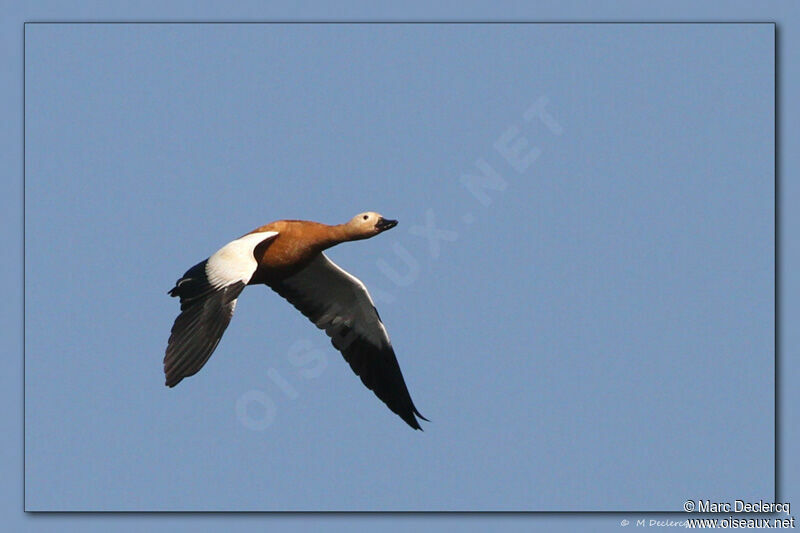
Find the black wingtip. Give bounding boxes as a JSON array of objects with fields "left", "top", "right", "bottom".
[
  {"left": 164, "top": 375, "right": 182, "bottom": 388},
  {"left": 414, "top": 410, "right": 430, "bottom": 423},
  {"left": 403, "top": 408, "right": 429, "bottom": 431},
  {"left": 406, "top": 418, "right": 423, "bottom": 431}
]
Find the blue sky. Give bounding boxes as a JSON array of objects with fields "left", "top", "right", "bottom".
[{"left": 23, "top": 21, "right": 773, "bottom": 513}]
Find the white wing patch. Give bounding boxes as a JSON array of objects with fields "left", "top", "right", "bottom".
[{"left": 205, "top": 231, "right": 278, "bottom": 288}]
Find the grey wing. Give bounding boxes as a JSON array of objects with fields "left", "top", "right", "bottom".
[
  {"left": 164, "top": 259, "right": 245, "bottom": 387},
  {"left": 267, "top": 253, "right": 427, "bottom": 430},
  {"left": 163, "top": 231, "right": 278, "bottom": 387}
]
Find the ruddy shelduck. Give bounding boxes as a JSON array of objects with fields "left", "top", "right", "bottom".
[{"left": 164, "top": 212, "right": 427, "bottom": 430}]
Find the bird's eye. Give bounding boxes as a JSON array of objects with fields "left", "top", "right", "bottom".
[{"left": 363, "top": 215, "right": 369, "bottom": 220}]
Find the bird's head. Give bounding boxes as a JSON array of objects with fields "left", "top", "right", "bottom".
[{"left": 345, "top": 211, "right": 398, "bottom": 240}]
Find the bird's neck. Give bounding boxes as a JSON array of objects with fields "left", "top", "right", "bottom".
[{"left": 320, "top": 223, "right": 360, "bottom": 248}]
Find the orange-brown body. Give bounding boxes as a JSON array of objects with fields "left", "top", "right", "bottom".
[
  {"left": 247, "top": 220, "right": 350, "bottom": 284},
  {"left": 241, "top": 213, "right": 397, "bottom": 284}
]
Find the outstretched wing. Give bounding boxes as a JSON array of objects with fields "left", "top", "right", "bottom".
[
  {"left": 266, "top": 253, "right": 427, "bottom": 429},
  {"left": 164, "top": 231, "right": 278, "bottom": 387}
]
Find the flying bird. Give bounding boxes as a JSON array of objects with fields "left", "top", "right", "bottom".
[{"left": 164, "top": 212, "right": 427, "bottom": 430}]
